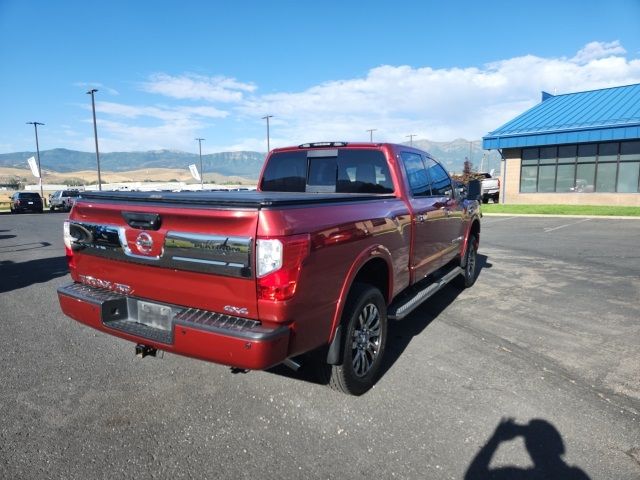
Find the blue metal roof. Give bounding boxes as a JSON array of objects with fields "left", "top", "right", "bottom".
[{"left": 483, "top": 83, "right": 640, "bottom": 149}]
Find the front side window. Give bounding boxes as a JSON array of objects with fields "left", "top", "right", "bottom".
[
  {"left": 424, "top": 158, "right": 452, "bottom": 197},
  {"left": 400, "top": 152, "right": 430, "bottom": 196}
]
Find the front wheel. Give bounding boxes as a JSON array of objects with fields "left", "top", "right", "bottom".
[
  {"left": 456, "top": 234, "right": 478, "bottom": 288},
  {"left": 319, "top": 283, "right": 388, "bottom": 395}
]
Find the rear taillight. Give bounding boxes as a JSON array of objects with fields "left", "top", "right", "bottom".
[
  {"left": 257, "top": 234, "right": 310, "bottom": 301},
  {"left": 498, "top": 178, "right": 501, "bottom": 188},
  {"left": 63, "top": 220, "right": 76, "bottom": 269}
]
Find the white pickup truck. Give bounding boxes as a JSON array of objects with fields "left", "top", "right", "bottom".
[{"left": 479, "top": 173, "right": 500, "bottom": 204}]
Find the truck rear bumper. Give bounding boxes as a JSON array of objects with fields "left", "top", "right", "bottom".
[{"left": 57, "top": 283, "right": 290, "bottom": 370}]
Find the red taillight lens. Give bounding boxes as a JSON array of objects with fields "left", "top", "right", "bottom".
[
  {"left": 63, "top": 221, "right": 76, "bottom": 269},
  {"left": 257, "top": 234, "right": 310, "bottom": 302},
  {"left": 498, "top": 178, "right": 501, "bottom": 188}
]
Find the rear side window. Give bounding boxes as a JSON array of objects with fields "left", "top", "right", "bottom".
[
  {"left": 261, "top": 149, "right": 393, "bottom": 194},
  {"left": 63, "top": 190, "right": 80, "bottom": 197}
]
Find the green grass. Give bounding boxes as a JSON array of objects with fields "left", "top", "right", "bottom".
[{"left": 481, "top": 204, "right": 640, "bottom": 216}]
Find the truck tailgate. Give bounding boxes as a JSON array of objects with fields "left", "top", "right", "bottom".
[{"left": 68, "top": 200, "right": 259, "bottom": 317}]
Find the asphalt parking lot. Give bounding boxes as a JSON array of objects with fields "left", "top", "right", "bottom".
[{"left": 1, "top": 212, "right": 639, "bottom": 479}]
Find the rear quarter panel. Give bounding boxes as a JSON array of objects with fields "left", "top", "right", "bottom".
[{"left": 257, "top": 198, "right": 411, "bottom": 356}]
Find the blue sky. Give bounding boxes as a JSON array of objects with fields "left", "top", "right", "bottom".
[{"left": 1, "top": 0, "right": 639, "bottom": 155}]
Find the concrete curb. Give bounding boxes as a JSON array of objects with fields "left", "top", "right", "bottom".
[{"left": 482, "top": 213, "right": 640, "bottom": 220}]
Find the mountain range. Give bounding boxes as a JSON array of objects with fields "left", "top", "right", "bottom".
[{"left": 0, "top": 139, "right": 501, "bottom": 179}]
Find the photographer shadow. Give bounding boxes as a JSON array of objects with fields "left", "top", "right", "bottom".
[{"left": 465, "top": 418, "right": 590, "bottom": 480}]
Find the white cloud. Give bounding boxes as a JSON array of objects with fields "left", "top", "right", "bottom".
[
  {"left": 89, "top": 119, "right": 208, "bottom": 152},
  {"left": 74, "top": 41, "right": 640, "bottom": 152},
  {"left": 95, "top": 101, "right": 228, "bottom": 121},
  {"left": 572, "top": 40, "right": 626, "bottom": 64},
  {"left": 237, "top": 41, "right": 640, "bottom": 143},
  {"left": 142, "top": 73, "right": 256, "bottom": 102}
]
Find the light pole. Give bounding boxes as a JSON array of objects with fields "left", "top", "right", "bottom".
[
  {"left": 86, "top": 88, "right": 102, "bottom": 190},
  {"left": 262, "top": 115, "right": 273, "bottom": 153},
  {"left": 195, "top": 138, "right": 205, "bottom": 190},
  {"left": 406, "top": 134, "right": 417, "bottom": 146},
  {"left": 366, "top": 129, "right": 377, "bottom": 142},
  {"left": 26, "top": 121, "right": 45, "bottom": 200}
]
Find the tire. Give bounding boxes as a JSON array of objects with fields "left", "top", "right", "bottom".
[
  {"left": 49, "top": 205, "right": 55, "bottom": 211},
  {"left": 456, "top": 234, "right": 478, "bottom": 288},
  {"left": 319, "top": 283, "right": 388, "bottom": 395},
  {"left": 482, "top": 195, "right": 489, "bottom": 204},
  {"left": 493, "top": 194, "right": 500, "bottom": 204}
]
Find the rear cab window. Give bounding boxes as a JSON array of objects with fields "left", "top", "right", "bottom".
[
  {"left": 62, "top": 190, "right": 80, "bottom": 197},
  {"left": 261, "top": 148, "right": 394, "bottom": 194}
]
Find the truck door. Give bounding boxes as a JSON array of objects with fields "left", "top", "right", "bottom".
[
  {"left": 400, "top": 152, "right": 451, "bottom": 283},
  {"left": 423, "top": 157, "right": 464, "bottom": 266}
]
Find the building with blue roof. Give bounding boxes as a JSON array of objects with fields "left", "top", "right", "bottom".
[{"left": 483, "top": 83, "right": 640, "bottom": 206}]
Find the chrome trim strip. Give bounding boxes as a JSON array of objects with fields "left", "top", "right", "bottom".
[
  {"left": 68, "top": 221, "right": 253, "bottom": 278},
  {"left": 172, "top": 256, "right": 227, "bottom": 266}
]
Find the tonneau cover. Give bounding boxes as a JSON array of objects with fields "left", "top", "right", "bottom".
[{"left": 79, "top": 190, "right": 395, "bottom": 208}]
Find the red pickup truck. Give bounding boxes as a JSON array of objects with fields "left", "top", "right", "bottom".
[{"left": 58, "top": 142, "right": 481, "bottom": 395}]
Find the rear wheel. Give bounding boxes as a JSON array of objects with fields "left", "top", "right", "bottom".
[{"left": 319, "top": 283, "right": 387, "bottom": 395}]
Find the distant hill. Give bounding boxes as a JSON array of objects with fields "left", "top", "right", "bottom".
[
  {"left": 0, "top": 149, "right": 267, "bottom": 179},
  {"left": 408, "top": 139, "right": 502, "bottom": 173},
  {"left": 0, "top": 140, "right": 501, "bottom": 178}
]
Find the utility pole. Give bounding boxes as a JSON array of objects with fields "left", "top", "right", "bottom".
[
  {"left": 262, "top": 115, "right": 273, "bottom": 153},
  {"left": 195, "top": 138, "right": 205, "bottom": 190},
  {"left": 86, "top": 89, "right": 102, "bottom": 190},
  {"left": 406, "top": 134, "right": 417, "bottom": 146},
  {"left": 26, "top": 121, "right": 45, "bottom": 200},
  {"left": 366, "top": 129, "right": 377, "bottom": 142}
]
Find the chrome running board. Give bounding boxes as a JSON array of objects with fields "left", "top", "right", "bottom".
[{"left": 388, "top": 267, "right": 463, "bottom": 320}]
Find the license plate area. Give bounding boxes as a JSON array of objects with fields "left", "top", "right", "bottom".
[{"left": 129, "top": 299, "right": 176, "bottom": 331}]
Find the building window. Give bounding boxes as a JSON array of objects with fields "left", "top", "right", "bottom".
[
  {"left": 519, "top": 141, "right": 640, "bottom": 193},
  {"left": 595, "top": 162, "right": 616, "bottom": 192}
]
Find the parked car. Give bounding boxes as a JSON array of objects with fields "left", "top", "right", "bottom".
[
  {"left": 10, "top": 191, "right": 43, "bottom": 213},
  {"left": 479, "top": 173, "right": 500, "bottom": 203},
  {"left": 49, "top": 190, "right": 81, "bottom": 211},
  {"left": 58, "top": 142, "right": 482, "bottom": 395}
]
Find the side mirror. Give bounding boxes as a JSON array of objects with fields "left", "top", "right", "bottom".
[{"left": 466, "top": 179, "right": 481, "bottom": 201}]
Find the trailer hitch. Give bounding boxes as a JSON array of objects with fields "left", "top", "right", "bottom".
[{"left": 135, "top": 344, "right": 157, "bottom": 358}]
